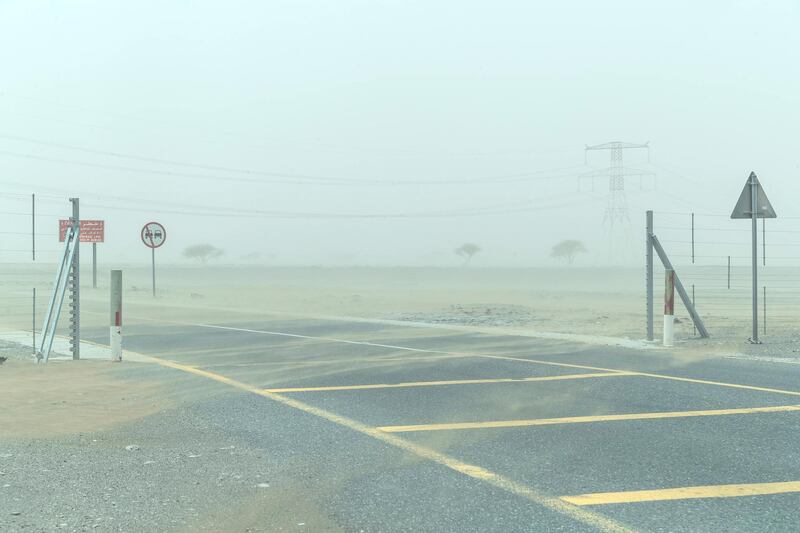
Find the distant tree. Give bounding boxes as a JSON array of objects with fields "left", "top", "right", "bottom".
[
  {"left": 551, "top": 240, "right": 587, "bottom": 265},
  {"left": 183, "top": 244, "right": 224, "bottom": 264},
  {"left": 455, "top": 243, "right": 481, "bottom": 266}
]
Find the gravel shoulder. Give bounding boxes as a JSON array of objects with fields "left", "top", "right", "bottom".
[{"left": 0, "top": 339, "right": 341, "bottom": 532}]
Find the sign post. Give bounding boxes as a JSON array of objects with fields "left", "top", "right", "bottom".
[
  {"left": 141, "top": 222, "right": 166, "bottom": 297},
  {"left": 60, "top": 219, "right": 105, "bottom": 289},
  {"left": 730, "top": 171, "right": 777, "bottom": 343}
]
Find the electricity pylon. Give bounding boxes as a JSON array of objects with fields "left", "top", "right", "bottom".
[{"left": 581, "top": 141, "right": 653, "bottom": 228}]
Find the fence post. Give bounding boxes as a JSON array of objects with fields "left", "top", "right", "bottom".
[
  {"left": 32, "top": 287, "right": 36, "bottom": 356},
  {"left": 663, "top": 269, "right": 675, "bottom": 346},
  {"left": 646, "top": 210, "right": 654, "bottom": 341},
  {"left": 110, "top": 270, "right": 122, "bottom": 362}
]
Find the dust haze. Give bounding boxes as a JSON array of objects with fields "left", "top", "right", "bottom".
[
  {"left": 1, "top": 1, "right": 798, "bottom": 268},
  {"left": 3, "top": 4, "right": 800, "bottom": 531}
]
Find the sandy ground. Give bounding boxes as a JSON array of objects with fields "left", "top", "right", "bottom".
[
  {"left": 2, "top": 264, "right": 798, "bottom": 367},
  {"left": 0, "top": 358, "right": 164, "bottom": 440}
]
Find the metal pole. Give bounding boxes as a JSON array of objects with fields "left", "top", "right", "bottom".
[
  {"left": 70, "top": 197, "right": 80, "bottom": 359},
  {"left": 727, "top": 256, "right": 731, "bottom": 289},
  {"left": 110, "top": 270, "right": 122, "bottom": 362},
  {"left": 31, "top": 193, "right": 35, "bottom": 261},
  {"left": 93, "top": 242, "right": 97, "bottom": 289},
  {"left": 763, "top": 285, "right": 766, "bottom": 336},
  {"left": 32, "top": 287, "right": 36, "bottom": 355},
  {"left": 762, "top": 218, "right": 766, "bottom": 266},
  {"left": 646, "top": 210, "right": 654, "bottom": 341},
  {"left": 691, "top": 213, "right": 695, "bottom": 264},
  {"left": 750, "top": 173, "right": 759, "bottom": 343},
  {"left": 151, "top": 246, "right": 156, "bottom": 298},
  {"left": 692, "top": 284, "right": 696, "bottom": 336}
]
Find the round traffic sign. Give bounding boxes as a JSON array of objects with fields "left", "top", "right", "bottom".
[{"left": 141, "top": 222, "right": 166, "bottom": 249}]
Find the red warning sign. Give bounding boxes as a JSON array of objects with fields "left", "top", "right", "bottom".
[{"left": 59, "top": 219, "right": 105, "bottom": 243}]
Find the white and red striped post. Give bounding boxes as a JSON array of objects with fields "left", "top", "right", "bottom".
[
  {"left": 110, "top": 270, "right": 122, "bottom": 361},
  {"left": 663, "top": 268, "right": 675, "bottom": 346}
]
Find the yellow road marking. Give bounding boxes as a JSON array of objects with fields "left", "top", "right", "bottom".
[
  {"left": 377, "top": 404, "right": 800, "bottom": 433},
  {"left": 202, "top": 354, "right": 471, "bottom": 369},
  {"left": 562, "top": 481, "right": 800, "bottom": 506},
  {"left": 184, "top": 323, "right": 800, "bottom": 400},
  {"left": 142, "top": 356, "right": 633, "bottom": 533},
  {"left": 91, "top": 315, "right": 800, "bottom": 400},
  {"left": 266, "top": 371, "right": 634, "bottom": 393}
]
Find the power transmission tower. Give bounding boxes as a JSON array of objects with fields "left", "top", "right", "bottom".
[{"left": 581, "top": 141, "right": 654, "bottom": 228}]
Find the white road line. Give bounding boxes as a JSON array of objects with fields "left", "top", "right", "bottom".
[{"left": 193, "top": 323, "right": 462, "bottom": 355}]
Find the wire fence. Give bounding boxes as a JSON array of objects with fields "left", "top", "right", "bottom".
[
  {"left": 3, "top": 193, "right": 799, "bottom": 344},
  {"left": 0, "top": 194, "right": 74, "bottom": 346},
  {"left": 651, "top": 210, "right": 800, "bottom": 339}
]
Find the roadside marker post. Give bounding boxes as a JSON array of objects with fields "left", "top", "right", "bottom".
[
  {"left": 110, "top": 270, "right": 122, "bottom": 362},
  {"left": 663, "top": 268, "right": 675, "bottom": 347},
  {"left": 140, "top": 222, "right": 166, "bottom": 298}
]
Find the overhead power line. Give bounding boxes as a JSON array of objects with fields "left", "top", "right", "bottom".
[
  {"left": 0, "top": 134, "right": 586, "bottom": 186},
  {"left": 81, "top": 194, "right": 593, "bottom": 220}
]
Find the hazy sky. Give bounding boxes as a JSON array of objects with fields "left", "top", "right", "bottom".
[{"left": 0, "top": 0, "right": 798, "bottom": 266}]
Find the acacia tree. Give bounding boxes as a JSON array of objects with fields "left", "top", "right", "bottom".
[
  {"left": 551, "top": 240, "right": 587, "bottom": 265},
  {"left": 183, "top": 244, "right": 224, "bottom": 264},
  {"left": 455, "top": 243, "right": 481, "bottom": 266}
]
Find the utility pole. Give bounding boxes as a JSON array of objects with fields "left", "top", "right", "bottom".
[{"left": 69, "top": 197, "right": 80, "bottom": 360}]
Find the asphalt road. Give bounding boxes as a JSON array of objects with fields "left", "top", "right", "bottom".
[{"left": 9, "top": 307, "right": 800, "bottom": 532}]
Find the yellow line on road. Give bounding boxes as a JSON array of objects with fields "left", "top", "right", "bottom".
[
  {"left": 562, "top": 481, "right": 800, "bottom": 506},
  {"left": 143, "top": 356, "right": 633, "bottom": 533},
  {"left": 266, "top": 371, "right": 634, "bottom": 393},
  {"left": 377, "top": 404, "right": 800, "bottom": 433},
  {"left": 202, "top": 354, "right": 470, "bottom": 369},
  {"left": 97, "top": 315, "right": 800, "bottom": 400}
]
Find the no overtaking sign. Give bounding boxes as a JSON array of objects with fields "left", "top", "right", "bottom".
[
  {"left": 141, "top": 221, "right": 166, "bottom": 297},
  {"left": 141, "top": 222, "right": 166, "bottom": 249}
]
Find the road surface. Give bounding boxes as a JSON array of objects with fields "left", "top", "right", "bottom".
[{"left": 5, "top": 306, "right": 800, "bottom": 532}]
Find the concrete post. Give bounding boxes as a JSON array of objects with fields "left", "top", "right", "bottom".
[
  {"left": 663, "top": 268, "right": 674, "bottom": 347},
  {"left": 110, "top": 270, "right": 122, "bottom": 362}
]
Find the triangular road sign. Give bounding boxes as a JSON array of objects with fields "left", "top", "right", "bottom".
[{"left": 731, "top": 172, "right": 777, "bottom": 219}]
